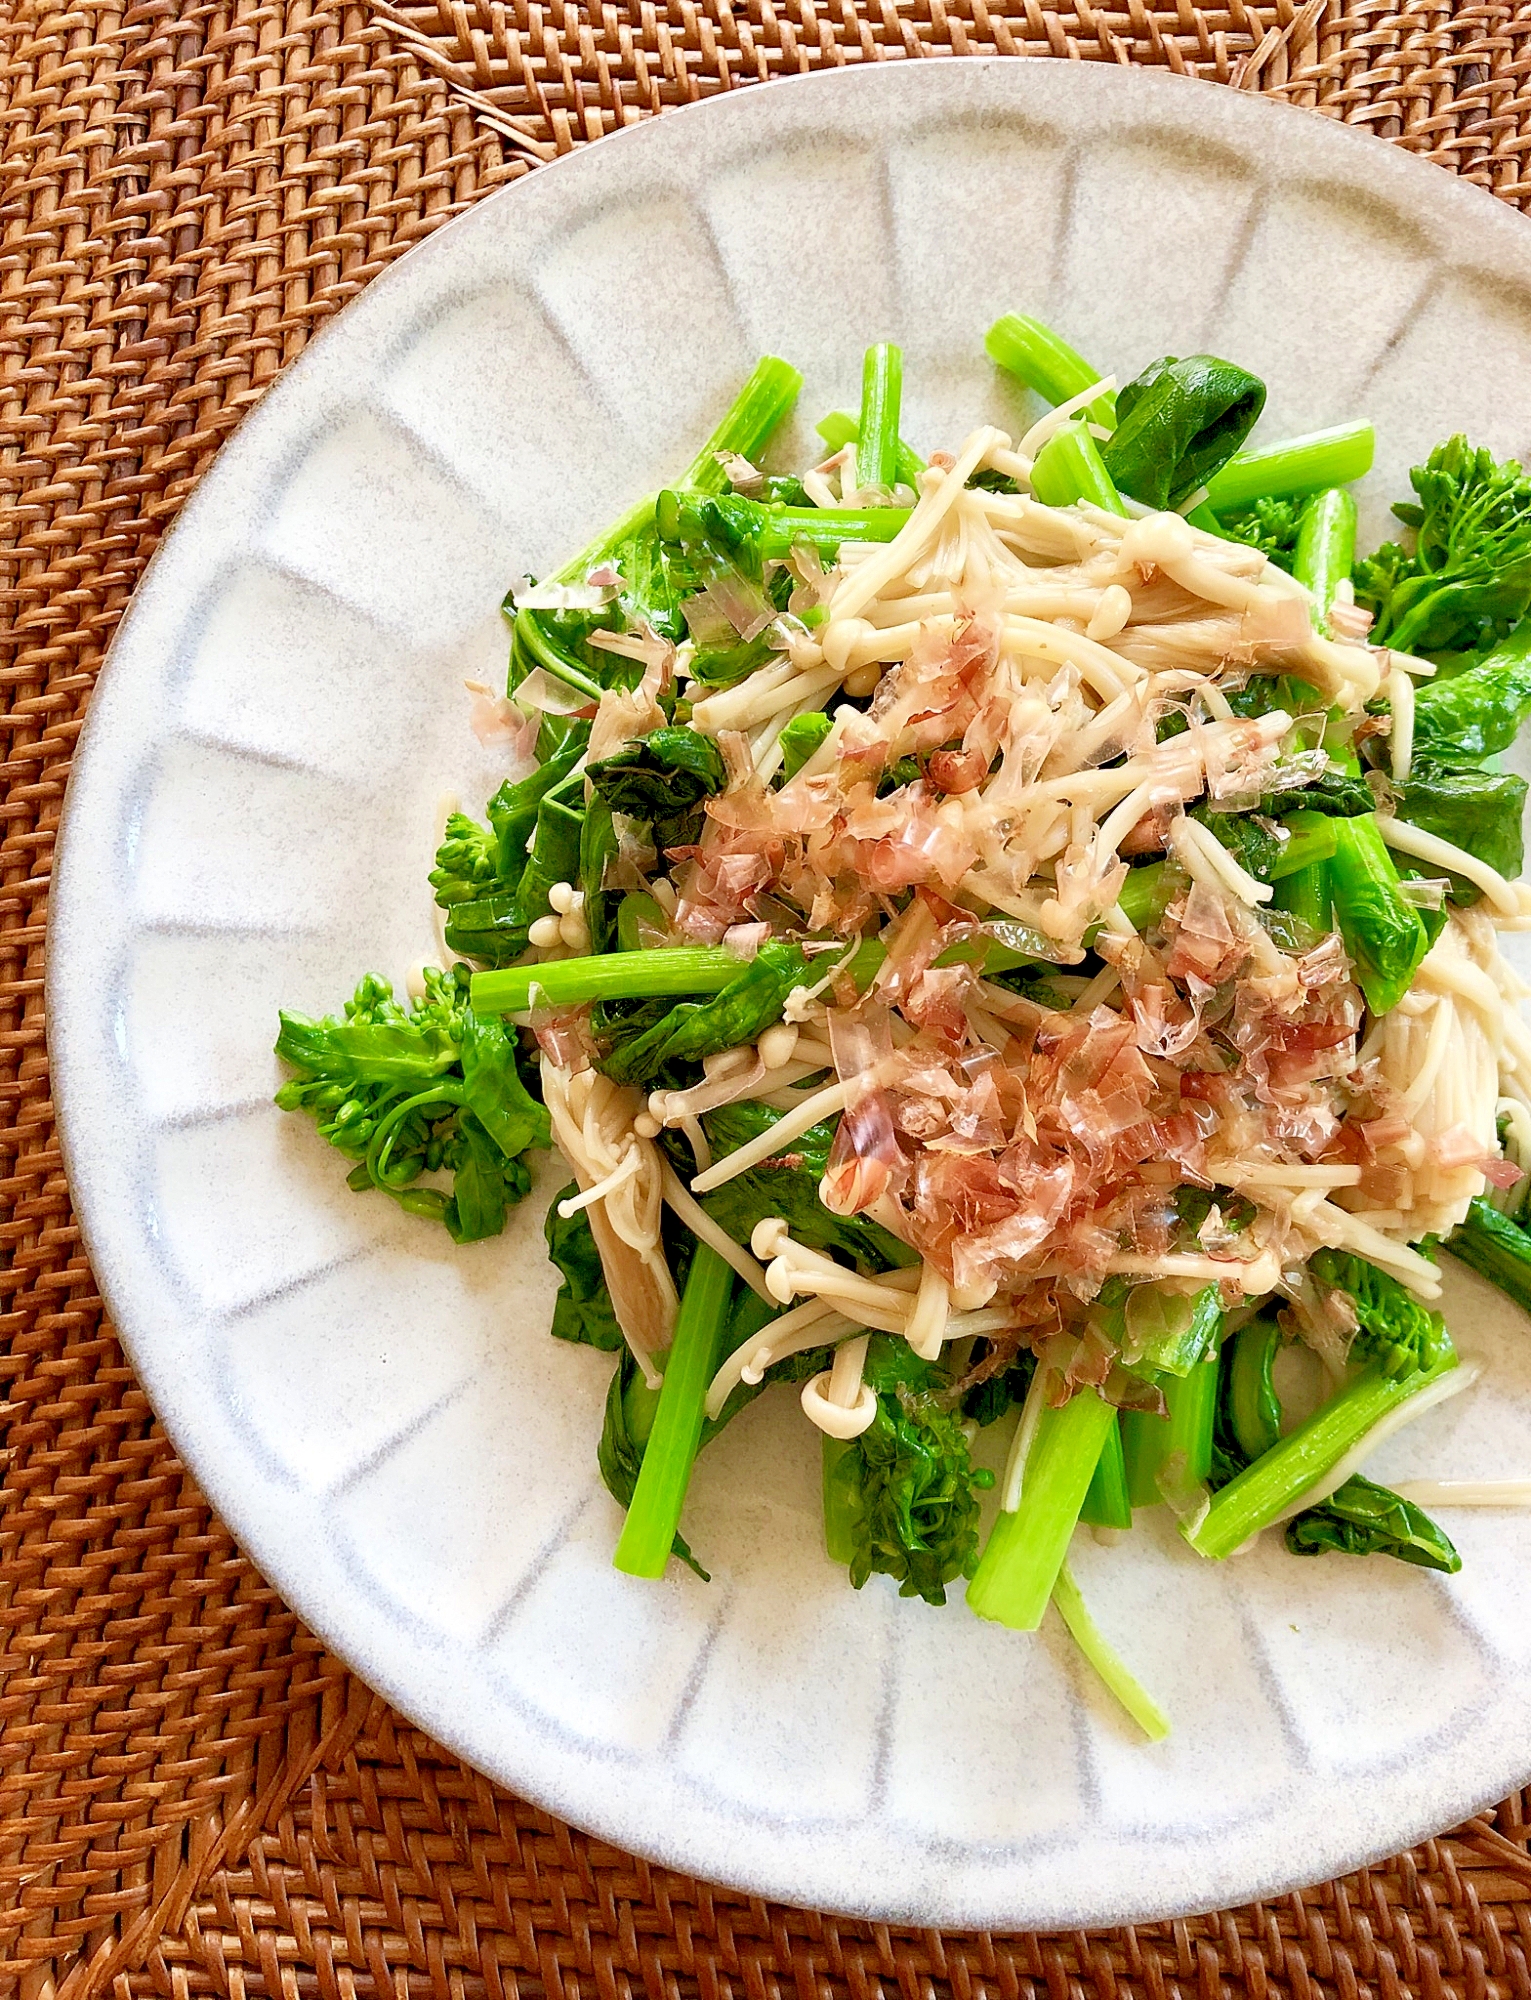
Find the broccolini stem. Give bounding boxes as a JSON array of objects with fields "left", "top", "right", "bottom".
[
  {"left": 1052, "top": 1562, "right": 1171, "bottom": 1741},
  {"left": 821, "top": 1434, "right": 859, "bottom": 1564},
  {"left": 365, "top": 1084, "right": 463, "bottom": 1189},
  {"left": 1447, "top": 1197, "right": 1531, "bottom": 1313},
  {"left": 682, "top": 357, "right": 804, "bottom": 496},
  {"left": 967, "top": 1388, "right": 1116, "bottom": 1630},
  {"left": 1122, "top": 1354, "right": 1218, "bottom": 1509},
  {"left": 1186, "top": 1348, "right": 1459, "bottom": 1561},
  {"left": 613, "top": 1243, "right": 735, "bottom": 1578},
  {"left": 1079, "top": 1414, "right": 1132, "bottom": 1530},
  {"left": 1272, "top": 856, "right": 1331, "bottom": 932},
  {"left": 1293, "top": 487, "right": 1358, "bottom": 634},
  {"left": 856, "top": 344, "right": 904, "bottom": 497},
  {"left": 1029, "top": 424, "right": 1128, "bottom": 515},
  {"left": 816, "top": 411, "right": 925, "bottom": 488},
  {"left": 471, "top": 939, "right": 887, "bottom": 1017},
  {"left": 754, "top": 504, "right": 910, "bottom": 559},
  {"left": 1203, "top": 423, "right": 1374, "bottom": 512},
  {"left": 985, "top": 314, "right": 1117, "bottom": 429}
]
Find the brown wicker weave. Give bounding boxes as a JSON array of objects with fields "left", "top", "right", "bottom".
[{"left": 5, "top": 3, "right": 1531, "bottom": 1992}]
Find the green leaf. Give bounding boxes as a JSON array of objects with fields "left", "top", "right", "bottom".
[
  {"left": 587, "top": 726, "right": 727, "bottom": 836},
  {"left": 274, "top": 967, "right": 547, "bottom": 1241},
  {"left": 1411, "top": 624, "right": 1531, "bottom": 761},
  {"left": 1286, "top": 1473, "right": 1460, "bottom": 1572},
  {"left": 545, "top": 1189, "right": 625, "bottom": 1350},
  {"left": 826, "top": 1338, "right": 994, "bottom": 1606},
  {"left": 778, "top": 711, "right": 833, "bottom": 780},
  {"left": 1447, "top": 1196, "right": 1531, "bottom": 1314},
  {"left": 509, "top": 792, "right": 584, "bottom": 929},
  {"left": 1308, "top": 1247, "right": 1448, "bottom": 1379},
  {"left": 1355, "top": 435, "right": 1531, "bottom": 656},
  {"left": 580, "top": 794, "right": 619, "bottom": 957},
  {"left": 597, "top": 940, "right": 811, "bottom": 1088},
  {"left": 1100, "top": 354, "right": 1266, "bottom": 511},
  {"left": 458, "top": 1010, "right": 551, "bottom": 1158},
  {"left": 1390, "top": 758, "right": 1526, "bottom": 903}
]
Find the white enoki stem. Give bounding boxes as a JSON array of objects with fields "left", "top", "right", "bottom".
[
  {"left": 1391, "top": 1480, "right": 1531, "bottom": 1507},
  {"left": 690, "top": 1080, "right": 850, "bottom": 1192}
]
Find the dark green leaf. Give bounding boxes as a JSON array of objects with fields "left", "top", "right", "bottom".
[
  {"left": 1100, "top": 354, "right": 1266, "bottom": 511},
  {"left": 509, "top": 793, "right": 584, "bottom": 928},
  {"left": 1286, "top": 1474, "right": 1460, "bottom": 1572},
  {"left": 1411, "top": 625, "right": 1531, "bottom": 761},
  {"left": 587, "top": 726, "right": 727, "bottom": 832},
  {"left": 545, "top": 1189, "right": 625, "bottom": 1350},
  {"left": 827, "top": 1337, "right": 994, "bottom": 1606},
  {"left": 598, "top": 940, "right": 811, "bottom": 1088},
  {"left": 1389, "top": 758, "right": 1526, "bottom": 903},
  {"left": 1447, "top": 1196, "right": 1531, "bottom": 1314}
]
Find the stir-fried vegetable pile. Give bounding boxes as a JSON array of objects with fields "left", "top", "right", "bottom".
[{"left": 274, "top": 314, "right": 1531, "bottom": 1739}]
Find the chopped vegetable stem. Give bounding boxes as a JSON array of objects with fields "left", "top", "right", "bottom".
[
  {"left": 613, "top": 1243, "right": 736, "bottom": 1578},
  {"left": 967, "top": 1389, "right": 1116, "bottom": 1630},
  {"left": 1053, "top": 1561, "right": 1171, "bottom": 1741},
  {"left": 856, "top": 343, "right": 905, "bottom": 497},
  {"left": 1030, "top": 424, "right": 1128, "bottom": 515},
  {"left": 986, "top": 313, "right": 1118, "bottom": 428},
  {"left": 1204, "top": 422, "right": 1375, "bottom": 511}
]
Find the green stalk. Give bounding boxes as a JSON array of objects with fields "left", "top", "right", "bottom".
[
  {"left": 754, "top": 504, "right": 910, "bottom": 558},
  {"left": 1122, "top": 1354, "right": 1219, "bottom": 1509},
  {"left": 1187, "top": 1347, "right": 1459, "bottom": 1561},
  {"left": 1224, "top": 1316, "right": 1283, "bottom": 1462},
  {"left": 682, "top": 357, "right": 804, "bottom": 495},
  {"left": 511, "top": 607, "right": 606, "bottom": 703},
  {"left": 856, "top": 344, "right": 904, "bottom": 496},
  {"left": 822, "top": 1435, "right": 859, "bottom": 1564},
  {"left": 1329, "top": 812, "right": 1429, "bottom": 1016},
  {"left": 1079, "top": 1415, "right": 1132, "bottom": 1530},
  {"left": 1052, "top": 1562, "right": 1171, "bottom": 1742},
  {"left": 1273, "top": 857, "right": 1331, "bottom": 933},
  {"left": 1293, "top": 487, "right": 1357, "bottom": 634},
  {"left": 1447, "top": 1197, "right": 1531, "bottom": 1313},
  {"left": 985, "top": 314, "right": 1117, "bottom": 429},
  {"left": 1030, "top": 424, "right": 1128, "bottom": 515},
  {"left": 816, "top": 411, "right": 925, "bottom": 488},
  {"left": 472, "top": 938, "right": 886, "bottom": 1017},
  {"left": 1203, "top": 422, "right": 1374, "bottom": 512},
  {"left": 1111, "top": 813, "right": 1334, "bottom": 942},
  {"left": 613, "top": 1244, "right": 735, "bottom": 1577},
  {"left": 967, "top": 1388, "right": 1116, "bottom": 1630}
]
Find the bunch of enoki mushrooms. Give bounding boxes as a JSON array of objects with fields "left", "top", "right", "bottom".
[{"left": 537, "top": 424, "right": 1531, "bottom": 1436}]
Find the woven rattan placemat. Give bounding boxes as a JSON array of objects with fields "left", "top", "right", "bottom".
[{"left": 6, "top": 3, "right": 1531, "bottom": 1992}]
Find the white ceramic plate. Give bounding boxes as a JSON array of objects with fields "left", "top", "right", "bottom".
[{"left": 50, "top": 58, "right": 1531, "bottom": 1929}]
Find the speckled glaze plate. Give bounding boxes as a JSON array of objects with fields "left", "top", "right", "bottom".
[{"left": 50, "top": 59, "right": 1531, "bottom": 1929}]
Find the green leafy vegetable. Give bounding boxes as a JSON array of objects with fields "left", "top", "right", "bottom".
[
  {"left": 1410, "top": 621, "right": 1531, "bottom": 761},
  {"left": 1219, "top": 495, "right": 1304, "bottom": 571},
  {"left": 274, "top": 967, "right": 548, "bottom": 1242},
  {"left": 778, "top": 711, "right": 833, "bottom": 779},
  {"left": 1447, "top": 1195, "right": 1531, "bottom": 1313},
  {"left": 545, "top": 1192, "right": 624, "bottom": 1350},
  {"left": 428, "top": 745, "right": 584, "bottom": 966},
  {"left": 1389, "top": 759, "right": 1526, "bottom": 903},
  {"left": 693, "top": 1100, "right": 915, "bottom": 1274},
  {"left": 1100, "top": 354, "right": 1266, "bottom": 511},
  {"left": 1327, "top": 809, "right": 1430, "bottom": 1017},
  {"left": 969, "top": 1383, "right": 1117, "bottom": 1629},
  {"left": 587, "top": 726, "right": 728, "bottom": 849},
  {"left": 598, "top": 939, "right": 811, "bottom": 1087},
  {"left": 1355, "top": 435, "right": 1531, "bottom": 656},
  {"left": 1308, "top": 1247, "right": 1449, "bottom": 1379},
  {"left": 1285, "top": 1474, "right": 1460, "bottom": 1572},
  {"left": 823, "top": 1339, "right": 994, "bottom": 1607}
]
